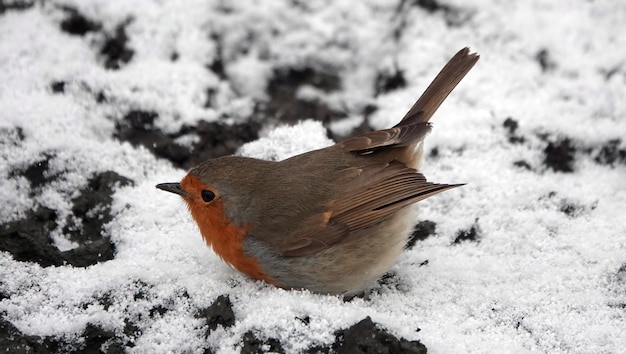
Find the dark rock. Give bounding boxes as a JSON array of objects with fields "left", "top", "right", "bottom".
[
  {"left": 241, "top": 331, "right": 285, "bottom": 354},
  {"left": 151, "top": 136, "right": 191, "bottom": 165},
  {"left": 149, "top": 305, "right": 168, "bottom": 319},
  {"left": 104, "top": 340, "right": 126, "bottom": 354},
  {"left": 539, "top": 192, "right": 593, "bottom": 218},
  {"left": 513, "top": 133, "right": 620, "bottom": 172},
  {"left": 0, "top": 0, "right": 34, "bottom": 14},
  {"left": 114, "top": 110, "right": 191, "bottom": 166},
  {"left": 508, "top": 135, "right": 525, "bottom": 144},
  {"left": 410, "top": 0, "right": 471, "bottom": 27},
  {"left": 594, "top": 139, "right": 626, "bottom": 166},
  {"left": 536, "top": 49, "right": 557, "bottom": 72},
  {"left": 377, "top": 271, "right": 401, "bottom": 290},
  {"left": 296, "top": 316, "right": 311, "bottom": 325},
  {"left": 61, "top": 171, "right": 133, "bottom": 266},
  {"left": 406, "top": 220, "right": 437, "bottom": 249},
  {"left": 0, "top": 207, "right": 65, "bottom": 267},
  {"left": 0, "top": 320, "right": 122, "bottom": 354},
  {"left": 503, "top": 117, "right": 519, "bottom": 134},
  {"left": 95, "top": 292, "right": 114, "bottom": 311},
  {"left": 11, "top": 152, "right": 58, "bottom": 191},
  {"left": 196, "top": 295, "right": 235, "bottom": 336},
  {"left": 51, "top": 81, "right": 66, "bottom": 93},
  {"left": 60, "top": 8, "right": 101, "bottom": 36},
  {"left": 61, "top": 237, "right": 117, "bottom": 268},
  {"left": 600, "top": 66, "right": 621, "bottom": 81},
  {"left": 305, "top": 344, "right": 330, "bottom": 354},
  {"left": 96, "top": 91, "right": 107, "bottom": 103},
  {"left": 363, "top": 104, "right": 378, "bottom": 118},
  {"left": 333, "top": 317, "right": 426, "bottom": 354},
  {"left": 543, "top": 138, "right": 576, "bottom": 173},
  {"left": 413, "top": 0, "right": 446, "bottom": 13},
  {"left": 101, "top": 22, "right": 134, "bottom": 70},
  {"left": 0, "top": 317, "right": 57, "bottom": 353},
  {"left": 183, "top": 119, "right": 260, "bottom": 168},
  {"left": 123, "top": 319, "right": 141, "bottom": 347},
  {"left": 0, "top": 171, "right": 132, "bottom": 268},
  {"left": 453, "top": 220, "right": 480, "bottom": 244},
  {"left": 114, "top": 110, "right": 260, "bottom": 169},
  {"left": 503, "top": 117, "right": 525, "bottom": 144},
  {"left": 131, "top": 280, "right": 152, "bottom": 301},
  {"left": 81, "top": 323, "right": 117, "bottom": 353},
  {"left": 207, "top": 33, "right": 227, "bottom": 81},
  {"left": 513, "top": 160, "right": 532, "bottom": 170},
  {"left": 375, "top": 68, "right": 406, "bottom": 96},
  {"left": 125, "top": 110, "right": 158, "bottom": 130},
  {"left": 538, "top": 191, "right": 588, "bottom": 218},
  {"left": 264, "top": 67, "right": 345, "bottom": 124},
  {"left": 0, "top": 126, "right": 25, "bottom": 146},
  {"left": 343, "top": 270, "right": 408, "bottom": 302},
  {"left": 559, "top": 202, "right": 583, "bottom": 217},
  {"left": 207, "top": 56, "right": 226, "bottom": 81},
  {"left": 204, "top": 87, "right": 218, "bottom": 108}
]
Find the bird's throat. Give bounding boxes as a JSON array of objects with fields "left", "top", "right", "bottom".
[{"left": 184, "top": 195, "right": 275, "bottom": 285}]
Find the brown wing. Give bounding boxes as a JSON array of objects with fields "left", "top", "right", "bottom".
[
  {"left": 280, "top": 162, "right": 461, "bottom": 257},
  {"left": 338, "top": 122, "right": 432, "bottom": 153}
]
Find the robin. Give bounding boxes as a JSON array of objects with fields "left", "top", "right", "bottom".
[{"left": 157, "top": 48, "right": 478, "bottom": 295}]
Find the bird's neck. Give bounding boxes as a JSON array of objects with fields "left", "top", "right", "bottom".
[{"left": 186, "top": 199, "right": 276, "bottom": 285}]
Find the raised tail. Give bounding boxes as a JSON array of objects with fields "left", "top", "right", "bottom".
[
  {"left": 395, "top": 47, "right": 479, "bottom": 127},
  {"left": 340, "top": 47, "right": 478, "bottom": 154}
]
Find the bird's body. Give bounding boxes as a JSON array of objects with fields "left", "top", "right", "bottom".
[{"left": 158, "top": 48, "right": 479, "bottom": 295}]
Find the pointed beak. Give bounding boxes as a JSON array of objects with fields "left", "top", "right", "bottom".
[{"left": 156, "top": 183, "right": 190, "bottom": 197}]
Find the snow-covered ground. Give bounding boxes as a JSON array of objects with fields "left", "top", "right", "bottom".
[{"left": 1, "top": 0, "right": 625, "bottom": 353}]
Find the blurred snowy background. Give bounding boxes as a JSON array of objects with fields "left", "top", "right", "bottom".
[{"left": 1, "top": 0, "right": 625, "bottom": 353}]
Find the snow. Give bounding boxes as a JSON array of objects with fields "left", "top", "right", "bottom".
[
  {"left": 238, "top": 121, "right": 333, "bottom": 161},
  {"left": 1, "top": 0, "right": 625, "bottom": 353}
]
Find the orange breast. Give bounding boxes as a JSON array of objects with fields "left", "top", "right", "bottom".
[{"left": 181, "top": 175, "right": 276, "bottom": 285}]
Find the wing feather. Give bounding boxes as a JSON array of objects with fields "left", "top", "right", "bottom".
[{"left": 281, "top": 162, "right": 460, "bottom": 256}]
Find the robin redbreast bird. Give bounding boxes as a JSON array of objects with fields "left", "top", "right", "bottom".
[{"left": 157, "top": 48, "right": 478, "bottom": 295}]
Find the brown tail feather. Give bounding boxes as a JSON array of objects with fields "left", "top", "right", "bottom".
[{"left": 395, "top": 47, "right": 479, "bottom": 127}]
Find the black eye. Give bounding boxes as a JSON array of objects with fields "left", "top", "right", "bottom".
[{"left": 201, "top": 190, "right": 216, "bottom": 202}]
